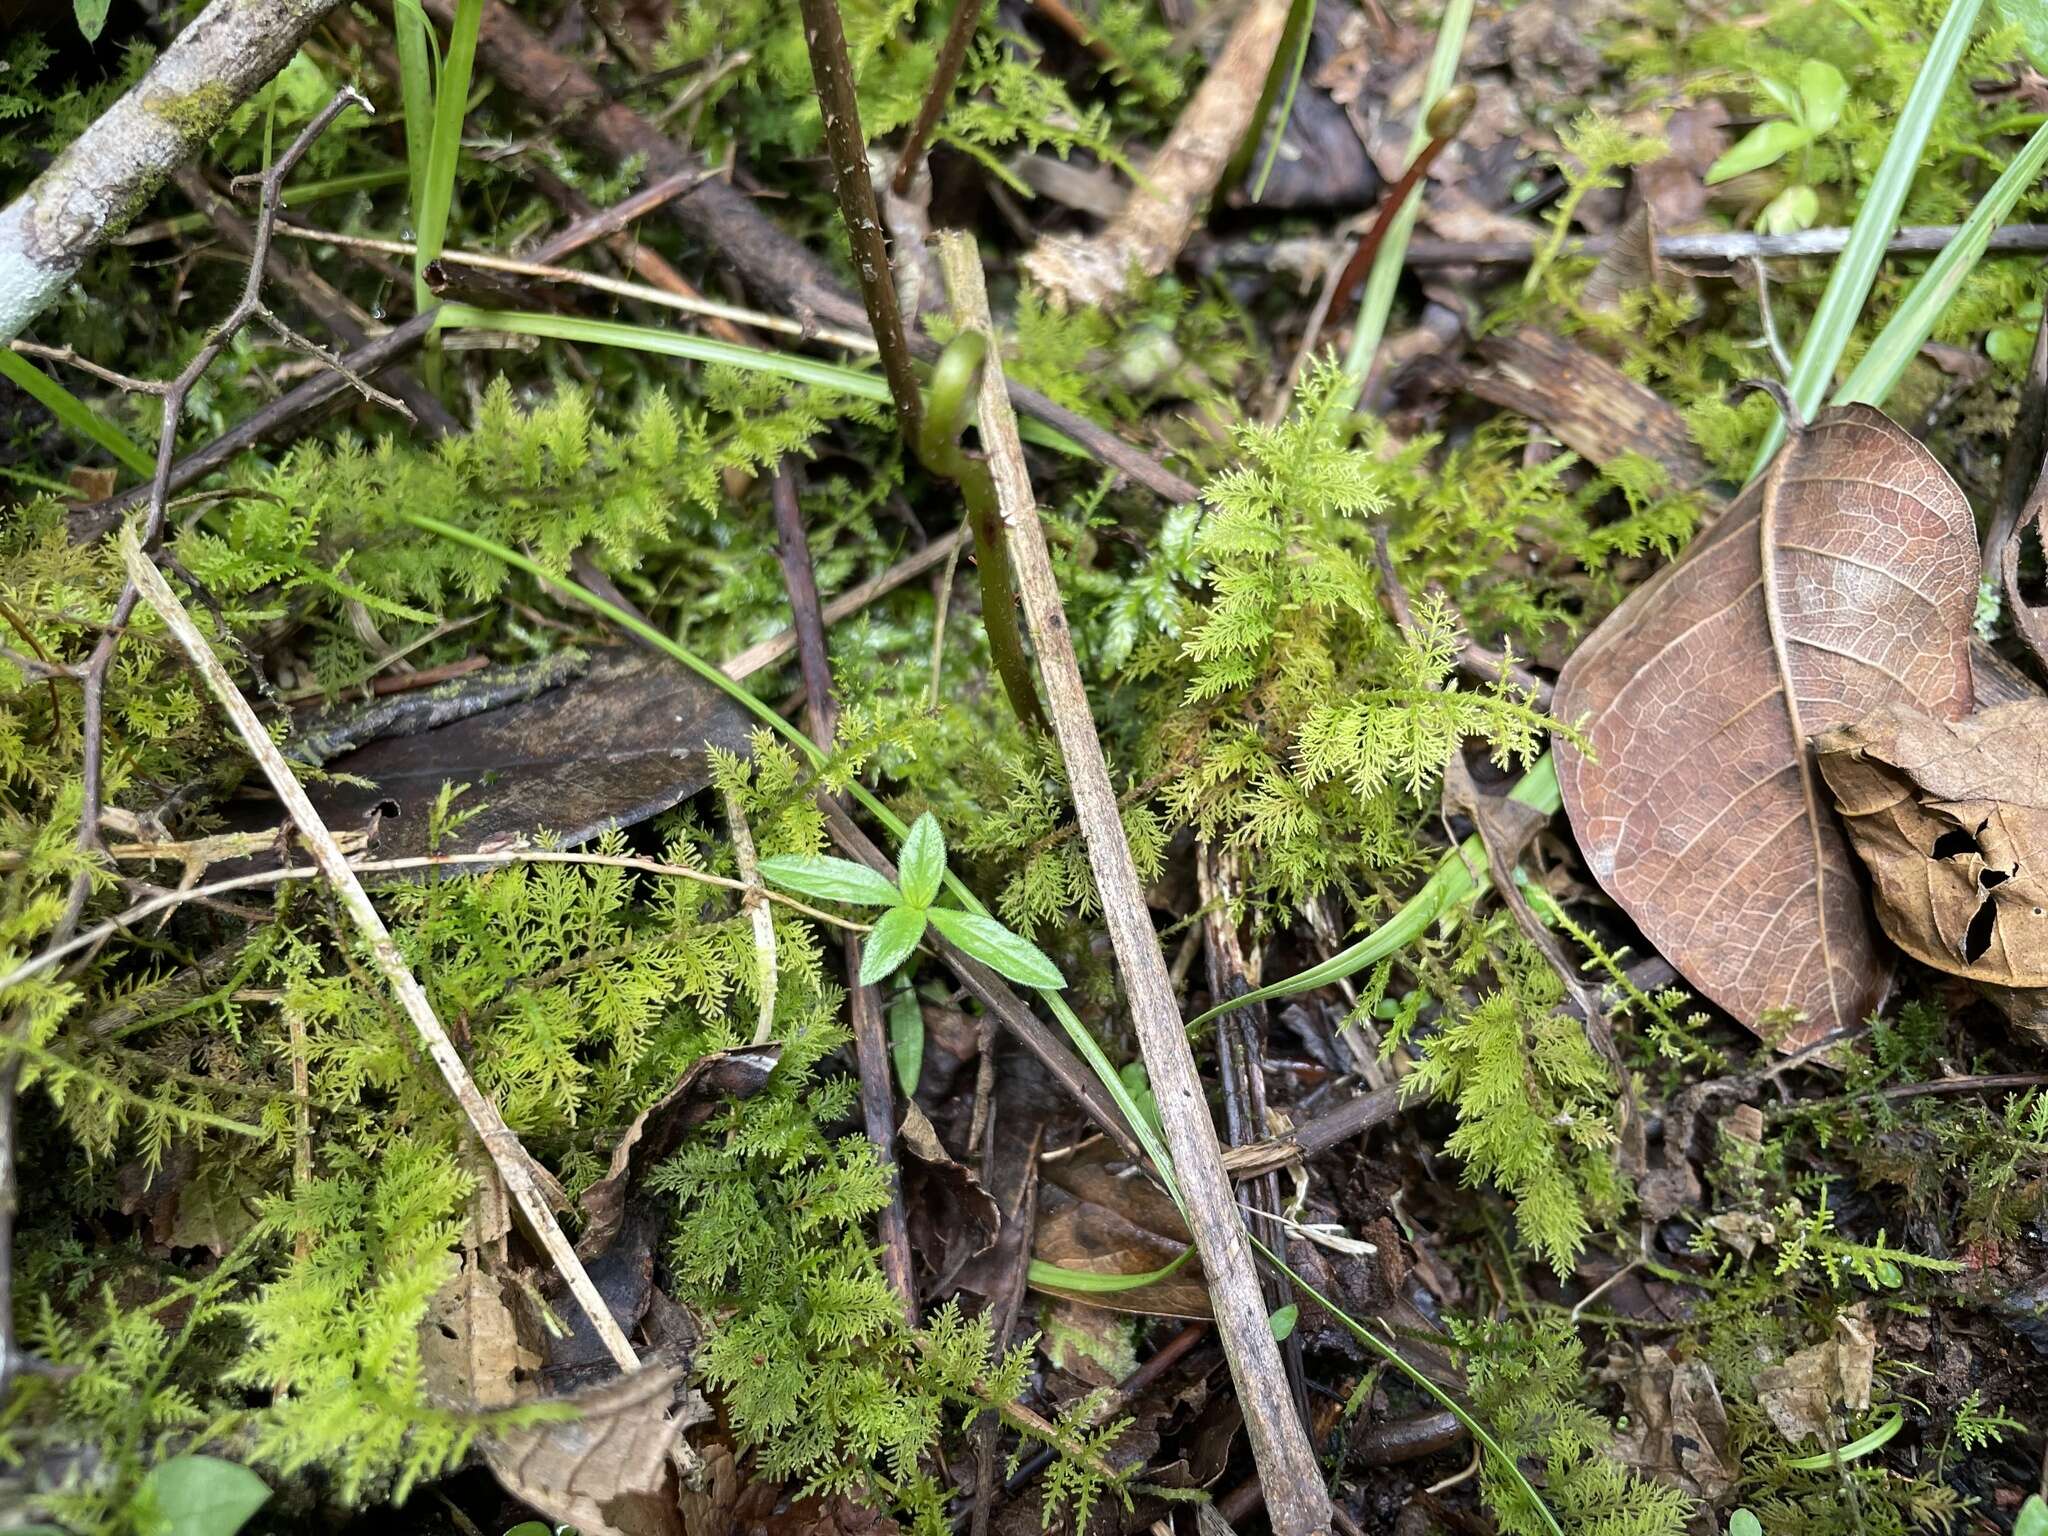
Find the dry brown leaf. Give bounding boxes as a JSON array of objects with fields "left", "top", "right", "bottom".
[
  {"left": 1032, "top": 1139, "right": 1211, "bottom": 1319},
  {"left": 1554, "top": 405, "right": 1979, "bottom": 1048},
  {"left": 1815, "top": 697, "right": 2048, "bottom": 1001},
  {"left": 578, "top": 1045, "right": 782, "bottom": 1260},
  {"left": 1754, "top": 1308, "right": 1874, "bottom": 1443},
  {"left": 420, "top": 1264, "right": 533, "bottom": 1410},
  {"left": 1606, "top": 1346, "right": 1738, "bottom": 1504},
  {"left": 485, "top": 1362, "right": 697, "bottom": 1536},
  {"left": 2001, "top": 478, "right": 2048, "bottom": 673}
]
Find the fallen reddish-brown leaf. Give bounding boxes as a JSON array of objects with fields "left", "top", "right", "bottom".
[{"left": 1554, "top": 404, "right": 1979, "bottom": 1048}]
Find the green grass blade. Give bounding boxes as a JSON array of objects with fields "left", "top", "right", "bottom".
[
  {"left": 435, "top": 305, "right": 1109, "bottom": 469},
  {"left": 0, "top": 350, "right": 154, "bottom": 478},
  {"left": 1254, "top": 1237, "right": 1565, "bottom": 1536},
  {"left": 392, "top": 0, "right": 439, "bottom": 219},
  {"left": 1336, "top": 0, "right": 1472, "bottom": 404},
  {"left": 1748, "top": 0, "right": 1987, "bottom": 475},
  {"left": 412, "top": 0, "right": 481, "bottom": 397},
  {"left": 398, "top": 510, "right": 1182, "bottom": 1201},
  {"left": 1835, "top": 120, "right": 2048, "bottom": 410},
  {"left": 435, "top": 304, "right": 892, "bottom": 399},
  {"left": 1186, "top": 753, "right": 1561, "bottom": 1032},
  {"left": 1244, "top": 0, "right": 1318, "bottom": 203},
  {"left": 1028, "top": 1245, "right": 1192, "bottom": 1294}
]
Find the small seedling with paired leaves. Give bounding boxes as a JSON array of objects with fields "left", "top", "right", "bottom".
[
  {"left": 758, "top": 814, "right": 1066, "bottom": 990},
  {"left": 1706, "top": 59, "right": 1848, "bottom": 233}
]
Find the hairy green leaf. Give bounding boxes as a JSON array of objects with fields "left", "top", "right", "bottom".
[
  {"left": 926, "top": 907, "right": 1065, "bottom": 989},
  {"left": 897, "top": 812, "right": 946, "bottom": 908},
  {"left": 756, "top": 854, "right": 902, "bottom": 908},
  {"left": 859, "top": 905, "right": 927, "bottom": 986}
]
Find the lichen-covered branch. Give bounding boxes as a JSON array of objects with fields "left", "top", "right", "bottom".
[{"left": 0, "top": 0, "right": 346, "bottom": 345}]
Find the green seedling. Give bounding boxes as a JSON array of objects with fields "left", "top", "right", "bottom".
[{"left": 758, "top": 812, "right": 1065, "bottom": 990}]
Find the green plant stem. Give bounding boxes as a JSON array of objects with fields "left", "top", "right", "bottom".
[
  {"left": 1253, "top": 1237, "right": 1564, "bottom": 1536},
  {"left": 1335, "top": 0, "right": 1471, "bottom": 404},
  {"left": 1747, "top": 0, "right": 1986, "bottom": 474},
  {"left": 1835, "top": 120, "right": 2048, "bottom": 410},
  {"left": 1187, "top": 753, "right": 1561, "bottom": 1033},
  {"left": 918, "top": 334, "right": 1047, "bottom": 730},
  {"left": 801, "top": 0, "right": 1043, "bottom": 735},
  {"left": 0, "top": 351, "right": 154, "bottom": 478},
  {"left": 397, "top": 512, "right": 1180, "bottom": 1201}
]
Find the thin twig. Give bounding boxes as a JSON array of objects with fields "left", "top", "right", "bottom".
[
  {"left": 934, "top": 229, "right": 1331, "bottom": 1536},
  {"left": 119, "top": 522, "right": 642, "bottom": 1372},
  {"left": 0, "top": 848, "right": 872, "bottom": 997},
  {"left": 891, "top": 0, "right": 982, "bottom": 196},
  {"left": 722, "top": 789, "right": 780, "bottom": 1049},
  {"left": 275, "top": 224, "right": 877, "bottom": 351},
  {"left": 768, "top": 458, "right": 918, "bottom": 1322}
]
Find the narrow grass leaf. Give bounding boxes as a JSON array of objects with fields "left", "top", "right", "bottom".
[
  {"left": 1749, "top": 0, "right": 1987, "bottom": 474},
  {"left": 1835, "top": 120, "right": 2048, "bottom": 410},
  {"left": 1336, "top": 0, "right": 1473, "bottom": 402},
  {"left": 0, "top": 350, "right": 154, "bottom": 478}
]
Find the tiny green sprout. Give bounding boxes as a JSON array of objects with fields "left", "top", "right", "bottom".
[
  {"left": 1706, "top": 60, "right": 1847, "bottom": 191},
  {"left": 2017, "top": 1495, "right": 2048, "bottom": 1536},
  {"left": 758, "top": 813, "right": 1066, "bottom": 990},
  {"left": 1728, "top": 1510, "right": 1763, "bottom": 1536},
  {"left": 1268, "top": 1304, "right": 1299, "bottom": 1341}
]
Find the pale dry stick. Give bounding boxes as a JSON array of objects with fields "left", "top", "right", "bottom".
[
  {"left": 1, "top": 847, "right": 871, "bottom": 999},
  {"left": 1023, "top": 0, "right": 1291, "bottom": 308},
  {"left": 933, "top": 230, "right": 1331, "bottom": 1536},
  {"left": 0, "top": 0, "right": 347, "bottom": 343},
  {"left": 1019, "top": 0, "right": 1286, "bottom": 309},
  {"left": 722, "top": 789, "right": 779, "bottom": 1048},
  {"left": 118, "top": 524, "right": 643, "bottom": 1372},
  {"left": 273, "top": 225, "right": 878, "bottom": 352}
]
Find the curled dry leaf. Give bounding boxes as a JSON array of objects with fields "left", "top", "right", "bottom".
[
  {"left": 1554, "top": 405, "right": 1979, "bottom": 1049},
  {"left": 1815, "top": 696, "right": 2048, "bottom": 1040},
  {"left": 1605, "top": 1345, "right": 1738, "bottom": 1504},
  {"left": 578, "top": 1045, "right": 782, "bottom": 1260},
  {"left": 485, "top": 1362, "right": 699, "bottom": 1536}
]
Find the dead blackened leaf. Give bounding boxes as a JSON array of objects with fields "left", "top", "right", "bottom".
[
  {"left": 486, "top": 1362, "right": 700, "bottom": 1536},
  {"left": 1033, "top": 1140, "right": 1210, "bottom": 1319},
  {"left": 421, "top": 1264, "right": 534, "bottom": 1410},
  {"left": 1816, "top": 698, "right": 2048, "bottom": 1001},
  {"left": 1466, "top": 328, "right": 1707, "bottom": 491},
  {"left": 1554, "top": 405, "right": 1979, "bottom": 1048},
  {"left": 1755, "top": 1310, "right": 1875, "bottom": 1443},
  {"left": 1606, "top": 1346, "right": 1738, "bottom": 1503},
  {"left": 579, "top": 1045, "right": 782, "bottom": 1260},
  {"left": 306, "top": 647, "right": 754, "bottom": 860},
  {"left": 897, "top": 1103, "right": 1001, "bottom": 1296}
]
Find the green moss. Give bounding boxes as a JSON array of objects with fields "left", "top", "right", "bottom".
[{"left": 144, "top": 80, "right": 237, "bottom": 142}]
